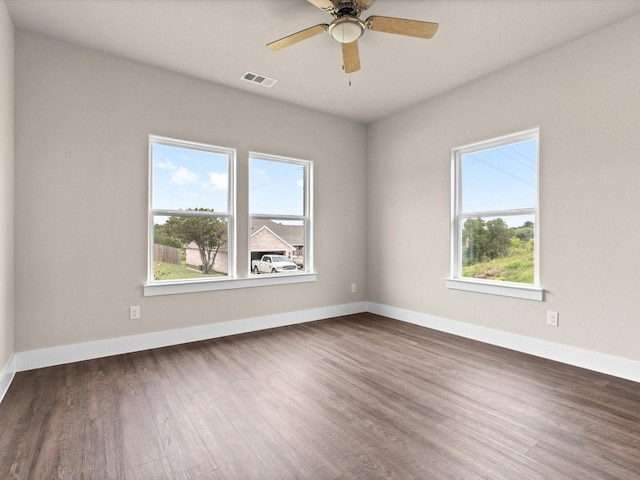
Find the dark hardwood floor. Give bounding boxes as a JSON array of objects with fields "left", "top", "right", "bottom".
[{"left": 1, "top": 313, "right": 639, "bottom": 479}]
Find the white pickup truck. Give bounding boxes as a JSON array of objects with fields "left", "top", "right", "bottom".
[{"left": 252, "top": 255, "right": 298, "bottom": 274}]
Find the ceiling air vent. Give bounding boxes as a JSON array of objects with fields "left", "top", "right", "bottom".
[{"left": 241, "top": 71, "right": 277, "bottom": 88}]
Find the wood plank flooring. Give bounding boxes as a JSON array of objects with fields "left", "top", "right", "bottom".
[{"left": 1, "top": 313, "right": 639, "bottom": 479}]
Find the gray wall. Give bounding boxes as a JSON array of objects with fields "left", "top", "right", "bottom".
[
  {"left": 367, "top": 14, "right": 640, "bottom": 361},
  {"left": 14, "top": 32, "right": 366, "bottom": 351},
  {"left": 0, "top": 2, "right": 14, "bottom": 373}
]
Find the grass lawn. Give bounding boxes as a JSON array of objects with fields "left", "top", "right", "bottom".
[
  {"left": 462, "top": 251, "right": 534, "bottom": 284},
  {"left": 154, "top": 261, "right": 225, "bottom": 280}
]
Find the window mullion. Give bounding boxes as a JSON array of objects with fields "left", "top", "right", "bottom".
[
  {"left": 250, "top": 213, "right": 306, "bottom": 222},
  {"left": 152, "top": 209, "right": 230, "bottom": 219},
  {"left": 459, "top": 207, "right": 537, "bottom": 220}
]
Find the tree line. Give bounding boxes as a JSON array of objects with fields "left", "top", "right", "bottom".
[{"left": 462, "top": 219, "right": 533, "bottom": 265}]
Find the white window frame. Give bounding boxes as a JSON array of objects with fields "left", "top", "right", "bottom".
[
  {"left": 145, "top": 135, "right": 236, "bottom": 295},
  {"left": 446, "top": 128, "right": 544, "bottom": 301},
  {"left": 249, "top": 152, "right": 314, "bottom": 275},
  {"left": 144, "top": 138, "right": 316, "bottom": 297}
]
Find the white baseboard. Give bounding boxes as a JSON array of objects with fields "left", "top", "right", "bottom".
[
  {"left": 10, "top": 299, "right": 639, "bottom": 386},
  {"left": 0, "top": 354, "right": 16, "bottom": 404},
  {"left": 15, "top": 301, "right": 367, "bottom": 372},
  {"left": 367, "top": 302, "right": 640, "bottom": 384}
]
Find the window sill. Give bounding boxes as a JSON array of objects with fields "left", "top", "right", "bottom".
[
  {"left": 445, "top": 277, "right": 544, "bottom": 301},
  {"left": 144, "top": 272, "right": 317, "bottom": 296}
]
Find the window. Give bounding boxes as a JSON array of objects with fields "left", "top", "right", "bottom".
[
  {"left": 148, "top": 136, "right": 235, "bottom": 284},
  {"left": 145, "top": 138, "right": 316, "bottom": 296},
  {"left": 249, "top": 153, "right": 312, "bottom": 275},
  {"left": 447, "top": 129, "right": 543, "bottom": 301}
]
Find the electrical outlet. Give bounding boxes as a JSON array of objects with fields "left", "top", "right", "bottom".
[
  {"left": 129, "top": 305, "right": 140, "bottom": 320},
  {"left": 351, "top": 283, "right": 357, "bottom": 293},
  {"left": 546, "top": 310, "right": 559, "bottom": 327}
]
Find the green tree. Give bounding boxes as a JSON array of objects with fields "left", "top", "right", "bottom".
[
  {"left": 154, "top": 223, "right": 183, "bottom": 248},
  {"left": 463, "top": 217, "right": 513, "bottom": 265},
  {"left": 511, "top": 221, "right": 534, "bottom": 243},
  {"left": 485, "top": 218, "right": 511, "bottom": 260},
  {"left": 462, "top": 218, "right": 487, "bottom": 265},
  {"left": 164, "top": 208, "right": 227, "bottom": 274}
]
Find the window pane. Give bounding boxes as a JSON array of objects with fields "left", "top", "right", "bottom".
[
  {"left": 152, "top": 143, "right": 229, "bottom": 212},
  {"left": 460, "top": 215, "right": 535, "bottom": 284},
  {"left": 461, "top": 138, "right": 537, "bottom": 212},
  {"left": 250, "top": 219, "right": 304, "bottom": 274},
  {"left": 250, "top": 158, "right": 304, "bottom": 216},
  {"left": 152, "top": 215, "right": 228, "bottom": 281}
]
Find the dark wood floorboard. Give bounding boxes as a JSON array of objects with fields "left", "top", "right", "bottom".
[{"left": 1, "top": 313, "right": 639, "bottom": 479}]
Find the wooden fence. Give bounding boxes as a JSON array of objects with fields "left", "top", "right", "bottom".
[{"left": 154, "top": 244, "right": 181, "bottom": 264}]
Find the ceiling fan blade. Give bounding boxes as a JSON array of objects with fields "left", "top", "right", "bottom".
[
  {"left": 306, "top": 0, "right": 338, "bottom": 13},
  {"left": 266, "top": 24, "right": 328, "bottom": 51},
  {"left": 342, "top": 40, "right": 361, "bottom": 74},
  {"left": 366, "top": 15, "right": 439, "bottom": 39},
  {"left": 354, "top": 0, "right": 373, "bottom": 10}
]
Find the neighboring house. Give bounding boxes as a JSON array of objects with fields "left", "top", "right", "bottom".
[
  {"left": 184, "top": 219, "right": 304, "bottom": 273},
  {"left": 250, "top": 219, "right": 304, "bottom": 266},
  {"left": 185, "top": 242, "right": 229, "bottom": 274}
]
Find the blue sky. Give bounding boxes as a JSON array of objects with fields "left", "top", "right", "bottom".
[
  {"left": 152, "top": 143, "right": 304, "bottom": 218},
  {"left": 153, "top": 138, "right": 533, "bottom": 226},
  {"left": 152, "top": 143, "right": 229, "bottom": 212},
  {"left": 461, "top": 138, "right": 537, "bottom": 215},
  {"left": 249, "top": 158, "right": 304, "bottom": 216}
]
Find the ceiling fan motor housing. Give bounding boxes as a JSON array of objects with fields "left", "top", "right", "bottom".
[{"left": 333, "top": 1, "right": 361, "bottom": 16}]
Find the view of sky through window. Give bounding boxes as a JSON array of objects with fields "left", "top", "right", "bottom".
[
  {"left": 461, "top": 138, "right": 537, "bottom": 215},
  {"left": 250, "top": 157, "right": 304, "bottom": 216},
  {"left": 152, "top": 143, "right": 229, "bottom": 213}
]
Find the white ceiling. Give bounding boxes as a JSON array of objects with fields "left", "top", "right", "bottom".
[{"left": 6, "top": 0, "right": 640, "bottom": 124}]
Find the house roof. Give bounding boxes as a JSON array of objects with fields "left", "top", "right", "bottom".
[{"left": 251, "top": 219, "right": 304, "bottom": 247}]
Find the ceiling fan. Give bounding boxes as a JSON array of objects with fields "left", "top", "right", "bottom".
[{"left": 266, "top": 0, "right": 439, "bottom": 74}]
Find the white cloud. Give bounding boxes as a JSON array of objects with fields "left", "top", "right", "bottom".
[
  {"left": 297, "top": 179, "right": 304, "bottom": 188},
  {"left": 172, "top": 167, "right": 198, "bottom": 185},
  {"left": 156, "top": 160, "right": 176, "bottom": 170},
  {"left": 207, "top": 172, "right": 228, "bottom": 190}
]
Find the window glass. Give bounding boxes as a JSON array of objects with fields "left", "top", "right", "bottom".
[
  {"left": 250, "top": 219, "right": 305, "bottom": 273},
  {"left": 452, "top": 130, "right": 539, "bottom": 287},
  {"left": 460, "top": 139, "right": 538, "bottom": 212},
  {"left": 249, "top": 154, "right": 311, "bottom": 275},
  {"left": 149, "top": 137, "right": 233, "bottom": 283},
  {"left": 250, "top": 158, "right": 304, "bottom": 216},
  {"left": 152, "top": 143, "right": 229, "bottom": 212},
  {"left": 460, "top": 214, "right": 535, "bottom": 284}
]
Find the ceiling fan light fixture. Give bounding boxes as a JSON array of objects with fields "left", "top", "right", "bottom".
[{"left": 328, "top": 17, "right": 365, "bottom": 43}]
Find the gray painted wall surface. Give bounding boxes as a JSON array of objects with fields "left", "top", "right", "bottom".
[
  {"left": 14, "top": 32, "right": 366, "bottom": 351},
  {"left": 0, "top": 2, "right": 14, "bottom": 372},
  {"left": 367, "top": 15, "right": 640, "bottom": 360}
]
